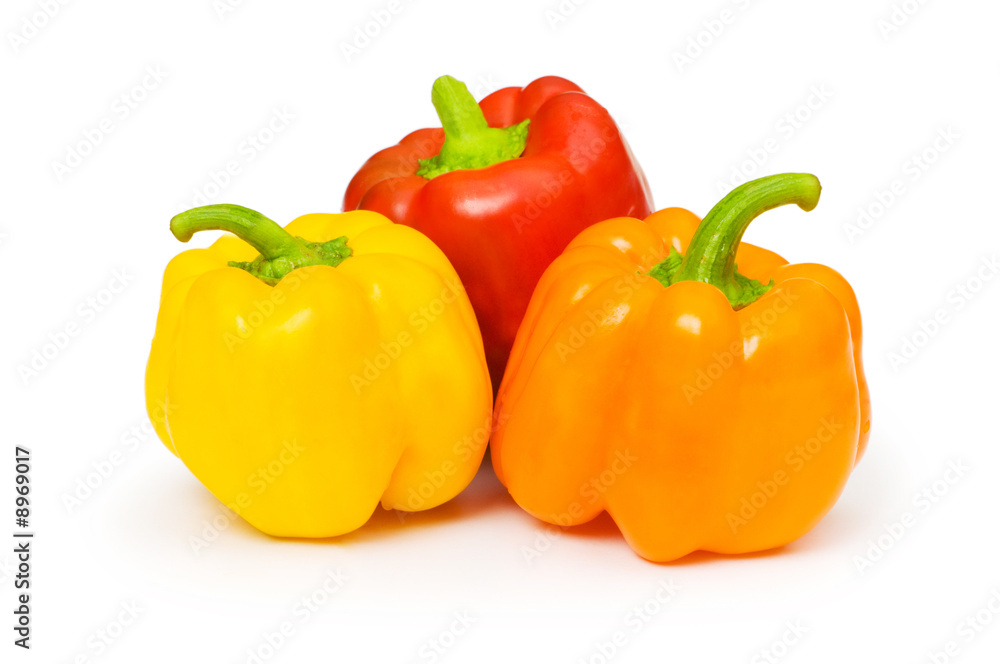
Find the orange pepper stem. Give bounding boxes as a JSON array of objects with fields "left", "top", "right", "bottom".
[
  {"left": 651, "top": 174, "right": 821, "bottom": 309},
  {"left": 170, "top": 204, "right": 351, "bottom": 286}
]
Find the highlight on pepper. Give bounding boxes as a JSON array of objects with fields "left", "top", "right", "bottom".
[
  {"left": 145, "top": 204, "right": 493, "bottom": 538},
  {"left": 491, "top": 173, "right": 871, "bottom": 563}
]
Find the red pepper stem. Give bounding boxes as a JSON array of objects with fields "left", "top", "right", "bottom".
[
  {"left": 431, "top": 75, "right": 491, "bottom": 142},
  {"left": 416, "top": 75, "right": 530, "bottom": 179}
]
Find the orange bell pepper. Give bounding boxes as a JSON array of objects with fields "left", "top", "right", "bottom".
[{"left": 491, "top": 173, "right": 871, "bottom": 562}]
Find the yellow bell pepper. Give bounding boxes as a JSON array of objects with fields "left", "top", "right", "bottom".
[{"left": 145, "top": 204, "right": 492, "bottom": 537}]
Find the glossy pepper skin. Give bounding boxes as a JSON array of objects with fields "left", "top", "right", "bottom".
[
  {"left": 492, "top": 174, "right": 871, "bottom": 563},
  {"left": 344, "top": 75, "right": 653, "bottom": 388},
  {"left": 146, "top": 205, "right": 492, "bottom": 538}
]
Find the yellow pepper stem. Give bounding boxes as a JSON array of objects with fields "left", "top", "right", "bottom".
[{"left": 170, "top": 204, "right": 351, "bottom": 286}]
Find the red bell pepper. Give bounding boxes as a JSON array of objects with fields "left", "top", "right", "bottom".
[{"left": 344, "top": 75, "right": 653, "bottom": 388}]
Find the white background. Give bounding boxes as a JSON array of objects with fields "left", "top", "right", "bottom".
[{"left": 3, "top": 0, "right": 1000, "bottom": 662}]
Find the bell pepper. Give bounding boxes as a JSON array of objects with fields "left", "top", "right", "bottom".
[
  {"left": 145, "top": 204, "right": 492, "bottom": 537},
  {"left": 344, "top": 75, "right": 653, "bottom": 388},
  {"left": 491, "top": 174, "right": 871, "bottom": 562}
]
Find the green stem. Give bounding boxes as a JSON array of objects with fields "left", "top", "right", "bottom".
[
  {"left": 416, "top": 75, "right": 530, "bottom": 179},
  {"left": 171, "top": 205, "right": 303, "bottom": 259},
  {"left": 170, "top": 204, "right": 351, "bottom": 286},
  {"left": 648, "top": 174, "right": 822, "bottom": 309}
]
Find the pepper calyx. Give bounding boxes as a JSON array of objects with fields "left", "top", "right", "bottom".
[{"left": 227, "top": 236, "right": 351, "bottom": 286}]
